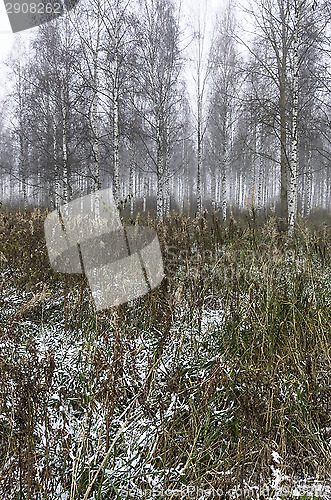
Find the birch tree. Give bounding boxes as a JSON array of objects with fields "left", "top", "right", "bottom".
[
  {"left": 208, "top": 2, "right": 239, "bottom": 220},
  {"left": 188, "top": 0, "right": 212, "bottom": 214},
  {"left": 287, "top": 0, "right": 328, "bottom": 233},
  {"left": 134, "top": 0, "right": 182, "bottom": 220},
  {"left": 287, "top": 0, "right": 299, "bottom": 235},
  {"left": 101, "top": 0, "right": 133, "bottom": 206},
  {"left": 70, "top": 0, "right": 105, "bottom": 194},
  {"left": 238, "top": 0, "right": 294, "bottom": 227}
]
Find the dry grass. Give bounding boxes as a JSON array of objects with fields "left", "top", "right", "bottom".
[{"left": 0, "top": 206, "right": 330, "bottom": 499}]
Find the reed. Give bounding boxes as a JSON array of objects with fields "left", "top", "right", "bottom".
[{"left": 0, "top": 206, "right": 330, "bottom": 499}]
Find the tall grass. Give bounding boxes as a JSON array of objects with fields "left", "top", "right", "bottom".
[{"left": 0, "top": 206, "right": 330, "bottom": 499}]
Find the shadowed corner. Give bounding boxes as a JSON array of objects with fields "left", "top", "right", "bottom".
[{"left": 4, "top": 0, "right": 80, "bottom": 33}]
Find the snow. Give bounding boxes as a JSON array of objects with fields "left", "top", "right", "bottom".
[{"left": 1, "top": 258, "right": 331, "bottom": 499}]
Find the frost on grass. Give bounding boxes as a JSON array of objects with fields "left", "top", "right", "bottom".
[{"left": 1, "top": 218, "right": 330, "bottom": 498}]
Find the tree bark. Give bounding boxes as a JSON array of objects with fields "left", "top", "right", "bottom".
[{"left": 288, "top": 0, "right": 299, "bottom": 237}]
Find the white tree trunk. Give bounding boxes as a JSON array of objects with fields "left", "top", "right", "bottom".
[
  {"left": 288, "top": 0, "right": 299, "bottom": 237},
  {"left": 164, "top": 120, "right": 170, "bottom": 216},
  {"left": 129, "top": 142, "right": 135, "bottom": 217},
  {"left": 60, "top": 85, "right": 71, "bottom": 205},
  {"left": 113, "top": 55, "right": 120, "bottom": 207},
  {"left": 257, "top": 124, "right": 263, "bottom": 215},
  {"left": 156, "top": 117, "right": 164, "bottom": 221},
  {"left": 250, "top": 121, "right": 257, "bottom": 214},
  {"left": 112, "top": 0, "right": 121, "bottom": 207},
  {"left": 221, "top": 115, "right": 227, "bottom": 222},
  {"left": 197, "top": 93, "right": 202, "bottom": 214}
]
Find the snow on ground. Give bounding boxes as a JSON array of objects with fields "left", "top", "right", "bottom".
[{"left": 1, "top": 276, "right": 331, "bottom": 498}]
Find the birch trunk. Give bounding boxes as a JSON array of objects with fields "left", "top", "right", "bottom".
[
  {"left": 93, "top": 14, "right": 101, "bottom": 194},
  {"left": 257, "top": 124, "right": 263, "bottom": 215},
  {"left": 280, "top": 6, "right": 288, "bottom": 226},
  {"left": 211, "top": 169, "right": 216, "bottom": 212},
  {"left": 112, "top": 0, "right": 121, "bottom": 207},
  {"left": 129, "top": 142, "right": 135, "bottom": 217},
  {"left": 288, "top": 0, "right": 299, "bottom": 237},
  {"left": 156, "top": 115, "right": 164, "bottom": 221},
  {"left": 197, "top": 92, "right": 202, "bottom": 213},
  {"left": 61, "top": 90, "right": 71, "bottom": 204},
  {"left": 221, "top": 114, "right": 227, "bottom": 221},
  {"left": 113, "top": 56, "right": 120, "bottom": 206},
  {"left": 250, "top": 121, "right": 257, "bottom": 213},
  {"left": 164, "top": 120, "right": 170, "bottom": 217},
  {"left": 143, "top": 178, "right": 147, "bottom": 213},
  {"left": 17, "top": 60, "right": 28, "bottom": 209}
]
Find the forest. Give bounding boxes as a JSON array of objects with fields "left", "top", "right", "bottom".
[
  {"left": 0, "top": 0, "right": 329, "bottom": 227},
  {"left": 0, "top": 0, "right": 330, "bottom": 498}
]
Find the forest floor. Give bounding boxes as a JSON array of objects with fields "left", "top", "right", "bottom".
[{"left": 0, "top": 206, "right": 330, "bottom": 499}]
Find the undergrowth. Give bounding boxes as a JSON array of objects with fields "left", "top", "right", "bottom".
[{"left": 0, "top": 207, "right": 330, "bottom": 499}]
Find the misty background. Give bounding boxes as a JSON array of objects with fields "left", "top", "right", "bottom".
[{"left": 0, "top": 0, "right": 330, "bottom": 232}]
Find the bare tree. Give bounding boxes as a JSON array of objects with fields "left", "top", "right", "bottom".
[
  {"left": 134, "top": 0, "right": 183, "bottom": 220},
  {"left": 208, "top": 1, "right": 239, "bottom": 220},
  {"left": 187, "top": 0, "right": 212, "bottom": 213}
]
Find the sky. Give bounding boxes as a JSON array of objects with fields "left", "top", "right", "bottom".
[
  {"left": 0, "top": 0, "right": 14, "bottom": 55},
  {"left": 0, "top": 0, "right": 34, "bottom": 99},
  {"left": 0, "top": 5, "right": 13, "bottom": 101},
  {"left": 0, "top": 0, "right": 228, "bottom": 58},
  {"left": 0, "top": 0, "right": 232, "bottom": 100}
]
